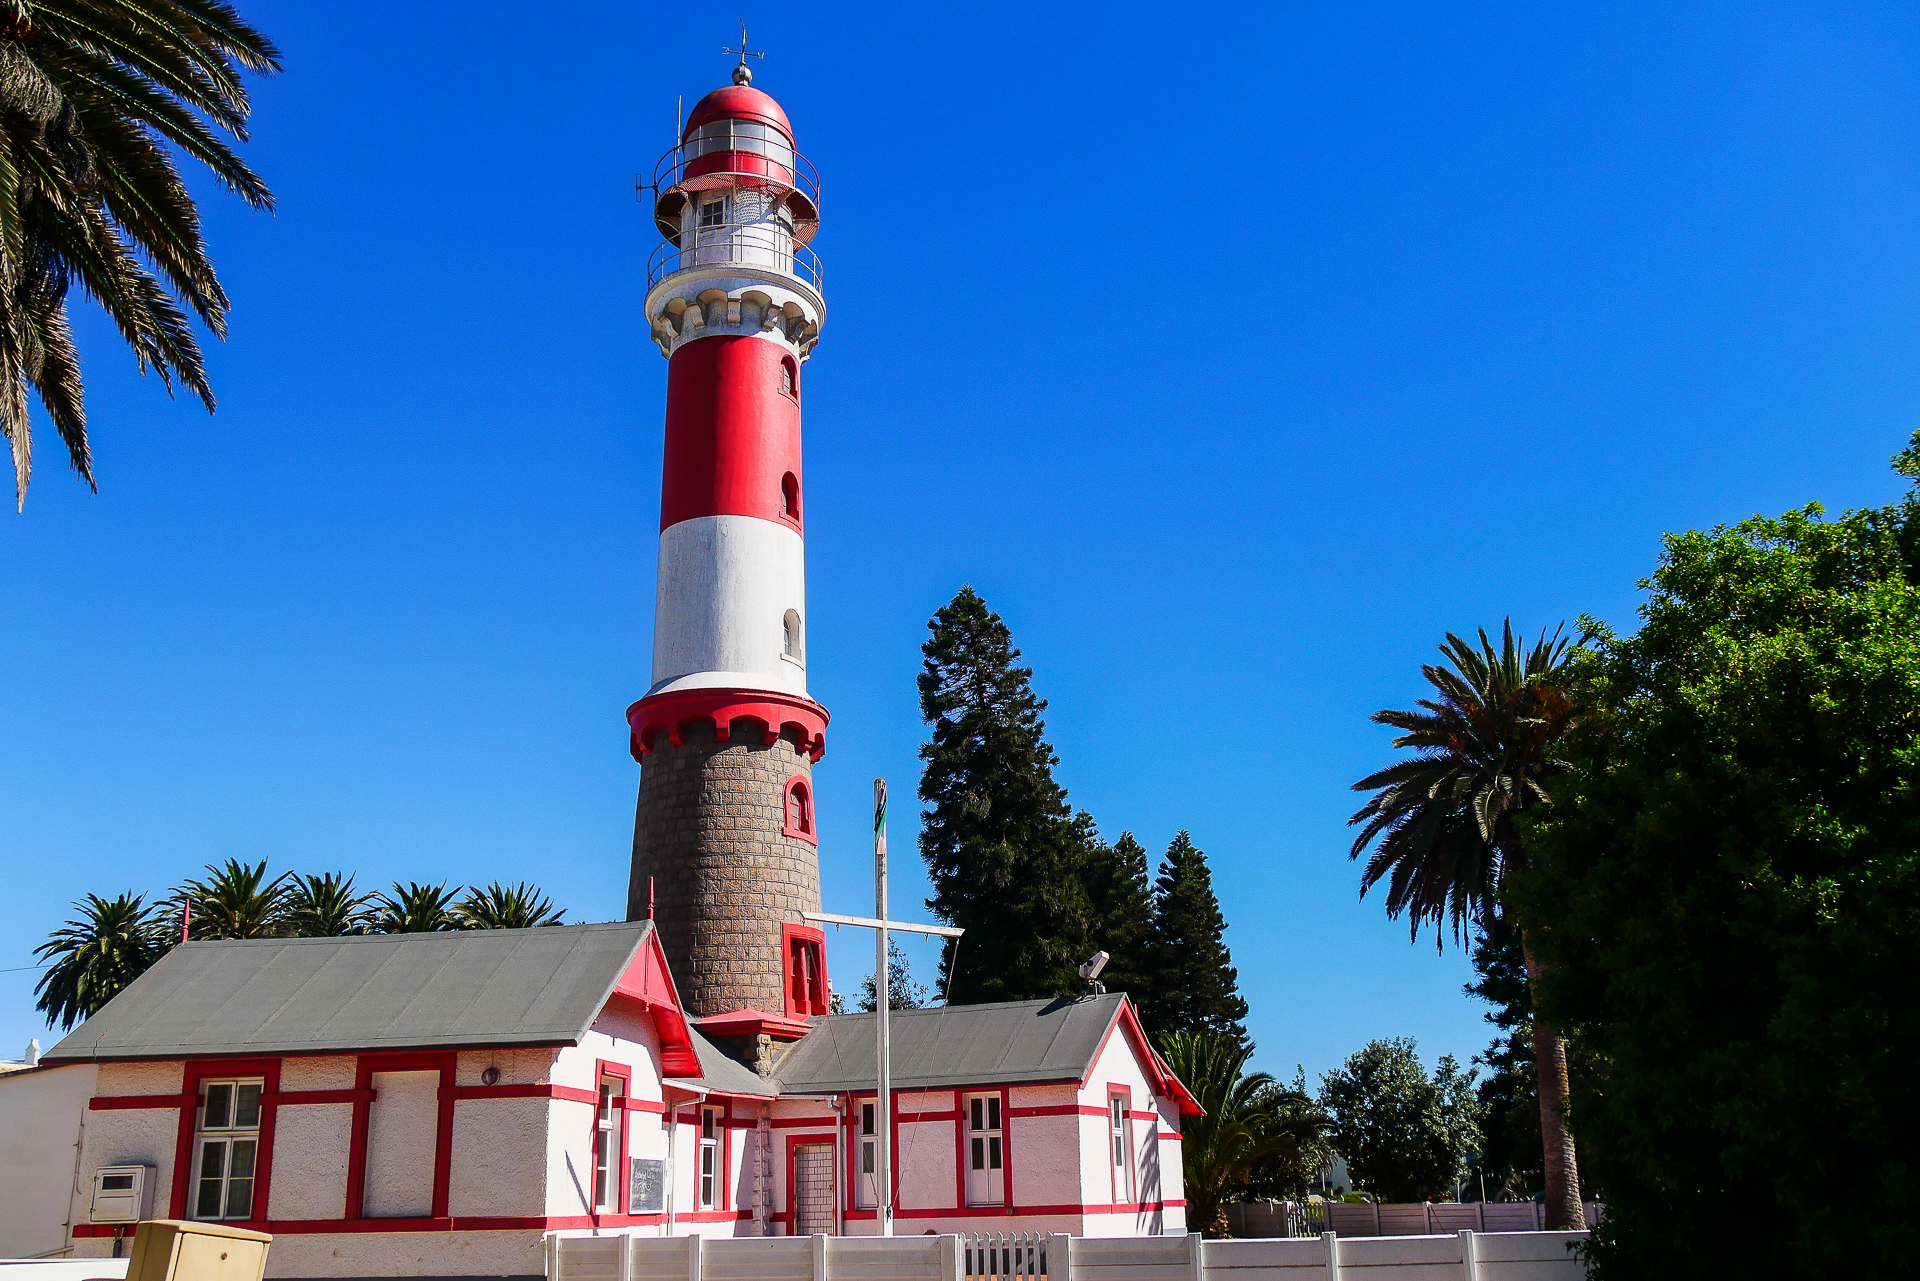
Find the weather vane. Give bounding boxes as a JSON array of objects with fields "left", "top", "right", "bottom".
[{"left": 722, "top": 20, "right": 763, "bottom": 85}]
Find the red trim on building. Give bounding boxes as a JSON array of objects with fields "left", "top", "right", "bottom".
[
  {"left": 590, "top": 1059, "right": 632, "bottom": 1222},
  {"left": 167, "top": 1058, "right": 283, "bottom": 1223},
  {"left": 343, "top": 1051, "right": 457, "bottom": 1222},
  {"left": 950, "top": 1091, "right": 966, "bottom": 1213},
  {"left": 74, "top": 1210, "right": 755, "bottom": 1238},
  {"left": 610, "top": 928, "right": 704, "bottom": 1077},
  {"left": 780, "top": 1130, "right": 837, "bottom": 1235},
  {"left": 697, "top": 1008, "right": 811, "bottom": 1040},
  {"left": 781, "top": 774, "right": 817, "bottom": 846},
  {"left": 627, "top": 689, "right": 828, "bottom": 764},
  {"left": 91, "top": 1093, "right": 195, "bottom": 1110},
  {"left": 780, "top": 923, "right": 829, "bottom": 1019},
  {"left": 999, "top": 1087, "right": 1014, "bottom": 1214},
  {"left": 660, "top": 334, "right": 804, "bottom": 531}
]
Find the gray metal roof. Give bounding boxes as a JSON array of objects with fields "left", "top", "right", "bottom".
[
  {"left": 44, "top": 922, "right": 657, "bottom": 1063},
  {"left": 772, "top": 994, "right": 1127, "bottom": 1094}
]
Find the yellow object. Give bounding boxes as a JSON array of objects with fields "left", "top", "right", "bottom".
[{"left": 125, "top": 1221, "right": 272, "bottom": 1281}]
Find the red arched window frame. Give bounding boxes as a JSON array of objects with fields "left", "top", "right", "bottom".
[
  {"left": 780, "top": 472, "right": 802, "bottom": 531},
  {"left": 782, "top": 775, "right": 816, "bottom": 844},
  {"left": 779, "top": 356, "right": 799, "bottom": 401},
  {"left": 782, "top": 923, "right": 829, "bottom": 1018}
]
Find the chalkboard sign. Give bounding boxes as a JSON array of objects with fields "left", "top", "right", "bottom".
[{"left": 629, "top": 1158, "right": 666, "bottom": 1214}]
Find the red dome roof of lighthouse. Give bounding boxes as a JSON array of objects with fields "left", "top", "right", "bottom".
[{"left": 683, "top": 84, "right": 793, "bottom": 140}]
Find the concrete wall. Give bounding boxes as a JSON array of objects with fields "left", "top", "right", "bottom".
[{"left": 0, "top": 1063, "right": 96, "bottom": 1258}]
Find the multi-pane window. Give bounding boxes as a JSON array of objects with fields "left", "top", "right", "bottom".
[
  {"left": 699, "top": 1105, "right": 722, "bottom": 1209},
  {"left": 594, "top": 1075, "right": 625, "bottom": 1212},
  {"left": 856, "top": 1101, "right": 878, "bottom": 1208},
  {"left": 1110, "top": 1093, "right": 1134, "bottom": 1202},
  {"left": 965, "top": 1093, "right": 1003, "bottom": 1207},
  {"left": 699, "top": 199, "right": 726, "bottom": 229},
  {"left": 683, "top": 118, "right": 797, "bottom": 169},
  {"left": 193, "top": 1079, "right": 262, "bottom": 1221}
]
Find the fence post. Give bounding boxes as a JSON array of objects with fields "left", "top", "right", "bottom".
[
  {"left": 1458, "top": 1230, "right": 1477, "bottom": 1281},
  {"left": 814, "top": 1235, "right": 829, "bottom": 1281},
  {"left": 1321, "top": 1231, "right": 1339, "bottom": 1281},
  {"left": 687, "top": 1232, "right": 702, "bottom": 1281},
  {"left": 619, "top": 1234, "right": 633, "bottom": 1281},
  {"left": 1186, "top": 1232, "right": 1205, "bottom": 1281},
  {"left": 1048, "top": 1233, "right": 1072, "bottom": 1281},
  {"left": 1371, "top": 1203, "right": 1381, "bottom": 1237}
]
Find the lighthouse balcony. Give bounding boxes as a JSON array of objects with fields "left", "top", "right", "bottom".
[{"left": 646, "top": 219, "right": 823, "bottom": 293}]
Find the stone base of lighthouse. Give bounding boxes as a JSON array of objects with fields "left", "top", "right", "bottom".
[{"left": 627, "top": 718, "right": 821, "bottom": 1017}]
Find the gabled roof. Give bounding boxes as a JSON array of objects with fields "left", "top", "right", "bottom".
[
  {"left": 773, "top": 992, "right": 1199, "bottom": 1112},
  {"left": 44, "top": 921, "right": 681, "bottom": 1064}
]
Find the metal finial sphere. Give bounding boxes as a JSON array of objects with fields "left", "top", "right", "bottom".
[{"left": 732, "top": 63, "right": 752, "bottom": 85}]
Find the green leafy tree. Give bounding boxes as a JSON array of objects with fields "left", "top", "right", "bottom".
[
  {"left": 175, "top": 858, "right": 290, "bottom": 939},
  {"left": 918, "top": 586, "right": 1091, "bottom": 1003},
  {"left": 457, "top": 881, "right": 564, "bottom": 929},
  {"left": 1318, "top": 1037, "right": 1483, "bottom": 1204},
  {"left": 1159, "top": 1031, "right": 1329, "bottom": 1237},
  {"left": 33, "top": 891, "right": 161, "bottom": 1029},
  {"left": 285, "top": 872, "right": 376, "bottom": 937},
  {"left": 0, "top": 0, "right": 280, "bottom": 509},
  {"left": 1082, "top": 831, "right": 1154, "bottom": 1002},
  {"left": 1346, "top": 623, "right": 1587, "bottom": 1228},
  {"left": 373, "top": 881, "right": 463, "bottom": 933},
  {"left": 1140, "top": 833, "right": 1247, "bottom": 1040},
  {"left": 856, "top": 937, "right": 929, "bottom": 1012},
  {"left": 1511, "top": 436, "right": 1920, "bottom": 1280}
]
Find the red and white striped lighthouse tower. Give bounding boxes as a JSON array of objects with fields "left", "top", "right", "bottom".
[{"left": 625, "top": 59, "right": 833, "bottom": 1021}]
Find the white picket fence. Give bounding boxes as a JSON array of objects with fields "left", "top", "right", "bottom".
[
  {"left": 1228, "top": 1200, "right": 1603, "bottom": 1238},
  {"left": 547, "top": 1229, "right": 1588, "bottom": 1281}
]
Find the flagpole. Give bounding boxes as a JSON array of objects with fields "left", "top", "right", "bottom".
[{"left": 874, "top": 778, "right": 893, "bottom": 1237}]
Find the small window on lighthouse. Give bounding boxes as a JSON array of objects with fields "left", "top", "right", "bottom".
[
  {"left": 783, "top": 610, "right": 803, "bottom": 661},
  {"left": 781, "top": 359, "right": 796, "bottom": 397},
  {"left": 700, "top": 199, "right": 725, "bottom": 229},
  {"left": 781, "top": 473, "right": 800, "bottom": 520}
]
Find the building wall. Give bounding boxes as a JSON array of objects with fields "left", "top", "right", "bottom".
[
  {"left": 1075, "top": 1021, "right": 1187, "bottom": 1237},
  {"left": 627, "top": 720, "right": 820, "bottom": 1018},
  {"left": 0, "top": 1063, "right": 97, "bottom": 1258}
]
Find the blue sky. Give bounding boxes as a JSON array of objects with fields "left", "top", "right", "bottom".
[{"left": 3, "top": 0, "right": 1919, "bottom": 1086}]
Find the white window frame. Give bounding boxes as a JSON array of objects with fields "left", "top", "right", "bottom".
[
  {"left": 192, "top": 1078, "right": 264, "bottom": 1221},
  {"left": 594, "top": 1075, "right": 625, "bottom": 1212},
  {"left": 964, "top": 1092, "right": 1003, "bottom": 1207},
  {"left": 855, "top": 1101, "right": 879, "bottom": 1208},
  {"left": 1110, "top": 1091, "right": 1135, "bottom": 1203},
  {"left": 699, "top": 1105, "right": 722, "bottom": 1210}
]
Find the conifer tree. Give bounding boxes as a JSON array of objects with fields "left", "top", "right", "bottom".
[
  {"left": 1140, "top": 832, "right": 1248, "bottom": 1040},
  {"left": 1082, "top": 830, "right": 1154, "bottom": 1000},
  {"left": 918, "top": 586, "right": 1091, "bottom": 1003}
]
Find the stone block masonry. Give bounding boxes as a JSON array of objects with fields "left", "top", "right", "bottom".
[{"left": 627, "top": 717, "right": 820, "bottom": 1017}]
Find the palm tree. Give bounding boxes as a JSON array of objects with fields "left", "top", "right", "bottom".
[
  {"left": 175, "top": 857, "right": 290, "bottom": 939},
  {"left": 33, "top": 891, "right": 161, "bottom": 1029},
  {"left": 373, "top": 881, "right": 463, "bottom": 933},
  {"left": 456, "top": 881, "right": 564, "bottom": 930},
  {"left": 286, "top": 872, "right": 376, "bottom": 936},
  {"left": 0, "top": 0, "right": 280, "bottom": 509},
  {"left": 1158, "top": 1031, "right": 1328, "bottom": 1237},
  {"left": 1347, "top": 621, "right": 1587, "bottom": 1230}
]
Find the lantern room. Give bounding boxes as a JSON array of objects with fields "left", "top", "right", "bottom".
[{"left": 648, "top": 77, "right": 821, "bottom": 292}]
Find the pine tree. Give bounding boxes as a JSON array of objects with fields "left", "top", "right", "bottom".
[
  {"left": 918, "top": 586, "right": 1091, "bottom": 1004},
  {"left": 1140, "top": 832, "right": 1248, "bottom": 1040},
  {"left": 1082, "top": 830, "right": 1154, "bottom": 1000}
]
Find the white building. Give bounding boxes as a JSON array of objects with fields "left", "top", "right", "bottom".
[{"left": 3, "top": 922, "right": 1194, "bottom": 1274}]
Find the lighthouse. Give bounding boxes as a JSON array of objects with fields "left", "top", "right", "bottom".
[{"left": 625, "top": 60, "right": 832, "bottom": 1021}]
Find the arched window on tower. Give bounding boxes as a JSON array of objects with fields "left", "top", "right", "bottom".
[
  {"left": 783, "top": 609, "right": 803, "bottom": 662},
  {"left": 783, "top": 923, "right": 828, "bottom": 1018},
  {"left": 785, "top": 778, "right": 813, "bottom": 838},
  {"left": 780, "top": 357, "right": 797, "bottom": 398},
  {"left": 781, "top": 473, "right": 800, "bottom": 522}
]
